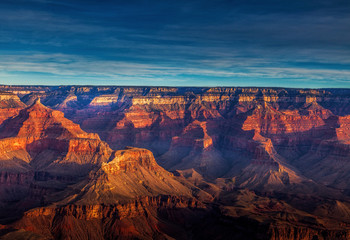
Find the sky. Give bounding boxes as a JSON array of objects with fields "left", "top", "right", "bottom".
[{"left": 0, "top": 0, "right": 349, "bottom": 88}]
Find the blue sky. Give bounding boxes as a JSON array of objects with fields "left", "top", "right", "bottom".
[{"left": 0, "top": 0, "right": 349, "bottom": 87}]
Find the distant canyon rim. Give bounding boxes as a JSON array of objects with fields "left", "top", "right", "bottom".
[{"left": 1, "top": 85, "right": 350, "bottom": 239}]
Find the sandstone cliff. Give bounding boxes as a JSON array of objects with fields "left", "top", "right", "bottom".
[{"left": 2, "top": 86, "right": 350, "bottom": 239}]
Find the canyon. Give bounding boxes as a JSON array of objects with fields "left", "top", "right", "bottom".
[{"left": 1, "top": 85, "right": 350, "bottom": 239}]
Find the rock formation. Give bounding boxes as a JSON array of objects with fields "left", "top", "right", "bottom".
[
  {"left": 0, "top": 99, "right": 113, "bottom": 220},
  {"left": 1, "top": 86, "right": 350, "bottom": 239}
]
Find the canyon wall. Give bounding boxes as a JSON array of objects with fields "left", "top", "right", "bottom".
[{"left": 1, "top": 86, "right": 350, "bottom": 239}]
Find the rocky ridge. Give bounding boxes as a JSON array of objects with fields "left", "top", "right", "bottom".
[{"left": 2, "top": 86, "right": 350, "bottom": 239}]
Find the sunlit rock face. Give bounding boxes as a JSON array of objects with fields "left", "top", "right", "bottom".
[
  {"left": 7, "top": 147, "right": 198, "bottom": 240},
  {"left": 2, "top": 86, "right": 350, "bottom": 239},
  {"left": 0, "top": 99, "right": 114, "bottom": 218},
  {"left": 3, "top": 86, "right": 350, "bottom": 184},
  {"left": 0, "top": 91, "right": 26, "bottom": 125}
]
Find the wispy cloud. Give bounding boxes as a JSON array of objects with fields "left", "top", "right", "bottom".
[
  {"left": 0, "top": 0, "right": 349, "bottom": 87},
  {"left": 1, "top": 53, "right": 349, "bottom": 87}
]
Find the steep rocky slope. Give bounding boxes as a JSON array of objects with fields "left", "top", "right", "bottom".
[
  {"left": 0, "top": 97, "right": 205, "bottom": 239},
  {"left": 160, "top": 120, "right": 228, "bottom": 178},
  {"left": 0, "top": 91, "right": 26, "bottom": 125},
  {"left": 0, "top": 98, "right": 112, "bottom": 175},
  {"left": 3, "top": 86, "right": 350, "bottom": 192},
  {"left": 6, "top": 148, "right": 200, "bottom": 240},
  {"left": 2, "top": 86, "right": 350, "bottom": 239},
  {"left": 61, "top": 147, "right": 192, "bottom": 204},
  {"left": 0, "top": 99, "right": 113, "bottom": 219}
]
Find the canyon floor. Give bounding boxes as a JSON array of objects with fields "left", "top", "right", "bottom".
[{"left": 1, "top": 86, "right": 350, "bottom": 239}]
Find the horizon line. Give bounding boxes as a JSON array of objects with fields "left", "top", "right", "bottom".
[{"left": 1, "top": 84, "right": 350, "bottom": 90}]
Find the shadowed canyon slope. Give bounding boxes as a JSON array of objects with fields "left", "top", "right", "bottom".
[{"left": 2, "top": 86, "right": 350, "bottom": 239}]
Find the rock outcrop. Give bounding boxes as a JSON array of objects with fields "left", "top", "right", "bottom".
[
  {"left": 61, "top": 147, "right": 192, "bottom": 204},
  {"left": 160, "top": 120, "right": 229, "bottom": 178},
  {"left": 4, "top": 147, "right": 199, "bottom": 240},
  {"left": 2, "top": 86, "right": 350, "bottom": 239},
  {"left": 0, "top": 99, "right": 113, "bottom": 218},
  {"left": 0, "top": 91, "right": 26, "bottom": 125}
]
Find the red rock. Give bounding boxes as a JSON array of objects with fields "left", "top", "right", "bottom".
[
  {"left": 2, "top": 86, "right": 350, "bottom": 239},
  {"left": 0, "top": 99, "right": 113, "bottom": 215}
]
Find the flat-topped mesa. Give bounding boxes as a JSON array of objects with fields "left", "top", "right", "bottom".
[
  {"left": 89, "top": 94, "right": 120, "bottom": 106},
  {"left": 194, "top": 94, "right": 230, "bottom": 103},
  {"left": 298, "top": 89, "right": 327, "bottom": 95},
  {"left": 90, "top": 93, "right": 218, "bottom": 108},
  {"left": 122, "top": 87, "right": 146, "bottom": 95},
  {"left": 148, "top": 87, "right": 178, "bottom": 94},
  {"left": 131, "top": 93, "right": 231, "bottom": 106},
  {"left": 206, "top": 87, "right": 237, "bottom": 94},
  {"left": 132, "top": 95, "right": 188, "bottom": 105},
  {"left": 103, "top": 147, "right": 161, "bottom": 173},
  {"left": 241, "top": 88, "right": 260, "bottom": 94},
  {"left": 0, "top": 91, "right": 21, "bottom": 101},
  {"left": 60, "top": 147, "right": 192, "bottom": 204}
]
